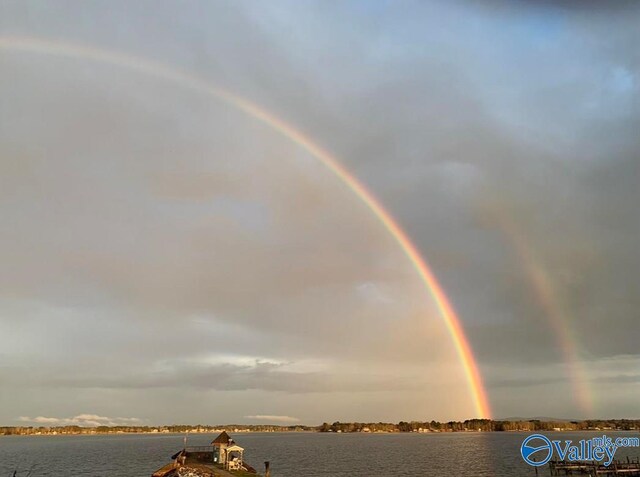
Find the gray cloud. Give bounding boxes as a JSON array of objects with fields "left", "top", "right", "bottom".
[
  {"left": 34, "top": 360, "right": 421, "bottom": 394},
  {"left": 0, "top": 0, "right": 638, "bottom": 422}
]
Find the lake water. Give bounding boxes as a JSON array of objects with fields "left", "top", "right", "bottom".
[{"left": 1, "top": 431, "right": 639, "bottom": 476}]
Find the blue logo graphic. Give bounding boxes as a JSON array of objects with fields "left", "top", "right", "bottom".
[
  {"left": 521, "top": 434, "right": 553, "bottom": 466},
  {"left": 521, "top": 433, "right": 638, "bottom": 467}
]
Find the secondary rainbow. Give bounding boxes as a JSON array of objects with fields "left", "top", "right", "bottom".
[
  {"left": 0, "top": 36, "right": 492, "bottom": 418},
  {"left": 491, "top": 207, "right": 593, "bottom": 415}
]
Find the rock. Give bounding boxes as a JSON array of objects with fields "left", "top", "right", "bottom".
[{"left": 176, "top": 466, "right": 215, "bottom": 477}]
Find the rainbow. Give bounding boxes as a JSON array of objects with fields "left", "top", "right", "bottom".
[
  {"left": 0, "top": 36, "right": 492, "bottom": 418},
  {"left": 490, "top": 207, "right": 593, "bottom": 415}
]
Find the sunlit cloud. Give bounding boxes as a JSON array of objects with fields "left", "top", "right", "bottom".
[
  {"left": 17, "top": 415, "right": 143, "bottom": 427},
  {"left": 244, "top": 415, "right": 301, "bottom": 423}
]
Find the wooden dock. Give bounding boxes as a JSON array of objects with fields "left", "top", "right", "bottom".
[{"left": 548, "top": 458, "right": 640, "bottom": 476}]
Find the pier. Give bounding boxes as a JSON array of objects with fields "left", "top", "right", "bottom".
[
  {"left": 548, "top": 458, "right": 640, "bottom": 476},
  {"left": 151, "top": 432, "right": 259, "bottom": 477}
]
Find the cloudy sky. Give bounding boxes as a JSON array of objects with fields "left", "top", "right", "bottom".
[{"left": 0, "top": 0, "right": 638, "bottom": 426}]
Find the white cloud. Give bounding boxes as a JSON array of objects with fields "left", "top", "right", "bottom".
[
  {"left": 356, "top": 282, "right": 393, "bottom": 304},
  {"left": 17, "top": 414, "right": 142, "bottom": 427},
  {"left": 244, "top": 415, "right": 300, "bottom": 423}
]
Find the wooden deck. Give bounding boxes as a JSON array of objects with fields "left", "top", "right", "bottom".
[
  {"left": 151, "top": 463, "right": 179, "bottom": 477},
  {"left": 151, "top": 464, "right": 251, "bottom": 477},
  {"left": 548, "top": 459, "right": 640, "bottom": 476},
  {"left": 151, "top": 461, "right": 257, "bottom": 477}
]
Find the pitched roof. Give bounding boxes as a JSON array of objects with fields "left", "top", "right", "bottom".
[
  {"left": 170, "top": 449, "right": 185, "bottom": 460},
  {"left": 211, "top": 431, "right": 232, "bottom": 445}
]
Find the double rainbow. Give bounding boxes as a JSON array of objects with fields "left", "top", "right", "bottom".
[{"left": 0, "top": 36, "right": 492, "bottom": 418}]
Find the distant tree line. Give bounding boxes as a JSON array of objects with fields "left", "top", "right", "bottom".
[
  {"left": 2, "top": 419, "right": 639, "bottom": 436},
  {"left": 0, "top": 424, "right": 315, "bottom": 436},
  {"left": 318, "top": 419, "right": 640, "bottom": 433}
]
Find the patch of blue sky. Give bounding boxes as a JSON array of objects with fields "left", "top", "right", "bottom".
[
  {"left": 515, "top": 6, "right": 567, "bottom": 48},
  {"left": 609, "top": 66, "right": 635, "bottom": 94}
]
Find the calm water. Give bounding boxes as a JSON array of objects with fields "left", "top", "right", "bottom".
[{"left": 1, "top": 431, "right": 639, "bottom": 476}]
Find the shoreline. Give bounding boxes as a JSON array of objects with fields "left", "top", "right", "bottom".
[{"left": 2, "top": 429, "right": 639, "bottom": 437}]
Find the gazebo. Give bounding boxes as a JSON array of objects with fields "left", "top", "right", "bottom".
[{"left": 224, "top": 444, "right": 244, "bottom": 470}]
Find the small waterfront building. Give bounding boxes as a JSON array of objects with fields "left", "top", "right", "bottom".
[
  {"left": 209, "top": 431, "right": 246, "bottom": 470},
  {"left": 211, "top": 430, "right": 231, "bottom": 464}
]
